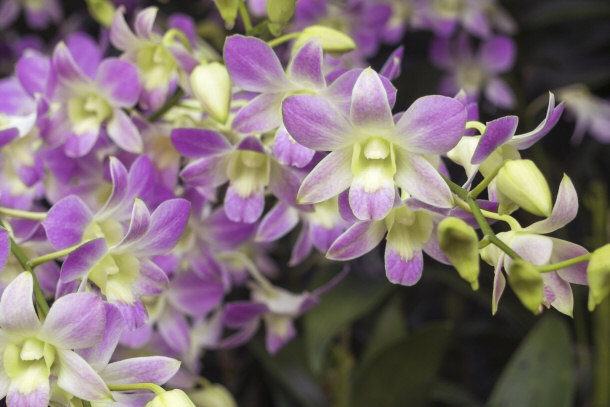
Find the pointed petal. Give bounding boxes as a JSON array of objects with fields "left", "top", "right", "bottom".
[
  {"left": 273, "top": 126, "right": 315, "bottom": 168},
  {"left": 44, "top": 195, "right": 92, "bottom": 249},
  {"left": 297, "top": 148, "right": 352, "bottom": 204},
  {"left": 134, "top": 7, "right": 157, "bottom": 39},
  {"left": 282, "top": 95, "right": 352, "bottom": 150},
  {"left": 52, "top": 42, "right": 88, "bottom": 85},
  {"left": 115, "top": 199, "right": 151, "bottom": 248},
  {"left": 380, "top": 46, "right": 403, "bottom": 80},
  {"left": 233, "top": 92, "right": 284, "bottom": 134},
  {"left": 110, "top": 7, "right": 140, "bottom": 51},
  {"left": 311, "top": 224, "right": 344, "bottom": 253},
  {"left": 181, "top": 155, "right": 230, "bottom": 188},
  {"left": 542, "top": 272, "right": 573, "bottom": 317},
  {"left": 224, "top": 35, "right": 290, "bottom": 92},
  {"left": 60, "top": 238, "right": 108, "bottom": 283},
  {"left": 56, "top": 349, "right": 112, "bottom": 402},
  {"left": 393, "top": 95, "right": 467, "bottom": 154},
  {"left": 510, "top": 93, "right": 564, "bottom": 150},
  {"left": 224, "top": 186, "right": 264, "bottom": 223},
  {"left": 326, "top": 221, "right": 386, "bottom": 260},
  {"left": 385, "top": 247, "right": 423, "bottom": 286},
  {"left": 289, "top": 228, "right": 313, "bottom": 267},
  {"left": 265, "top": 315, "right": 296, "bottom": 355},
  {"left": 0, "top": 229, "right": 8, "bottom": 271},
  {"left": 132, "top": 199, "right": 190, "bottom": 256},
  {"left": 394, "top": 149, "right": 453, "bottom": 208},
  {"left": 64, "top": 131, "right": 99, "bottom": 158},
  {"left": 132, "top": 259, "right": 169, "bottom": 296},
  {"left": 256, "top": 202, "right": 300, "bottom": 242},
  {"left": 507, "top": 234, "right": 553, "bottom": 267},
  {"left": 0, "top": 272, "right": 41, "bottom": 335},
  {"left": 96, "top": 59, "right": 141, "bottom": 107},
  {"left": 16, "top": 54, "right": 51, "bottom": 96},
  {"left": 107, "top": 109, "right": 143, "bottom": 153},
  {"left": 350, "top": 68, "right": 394, "bottom": 129},
  {"left": 169, "top": 272, "right": 224, "bottom": 316},
  {"left": 526, "top": 175, "right": 578, "bottom": 234},
  {"left": 492, "top": 255, "right": 506, "bottom": 315},
  {"left": 99, "top": 156, "right": 128, "bottom": 216},
  {"left": 40, "top": 293, "right": 106, "bottom": 349},
  {"left": 471, "top": 116, "right": 518, "bottom": 164},
  {"left": 349, "top": 178, "right": 394, "bottom": 221},
  {"left": 288, "top": 39, "right": 325, "bottom": 90},
  {"left": 550, "top": 239, "right": 589, "bottom": 285},
  {"left": 101, "top": 356, "right": 180, "bottom": 386},
  {"left": 170, "top": 128, "right": 231, "bottom": 158},
  {"left": 269, "top": 161, "right": 301, "bottom": 206},
  {"left": 158, "top": 308, "right": 190, "bottom": 353},
  {"left": 78, "top": 304, "right": 125, "bottom": 371}
]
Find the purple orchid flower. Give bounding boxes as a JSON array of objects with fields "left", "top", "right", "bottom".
[
  {"left": 481, "top": 176, "right": 588, "bottom": 315},
  {"left": 282, "top": 67, "right": 467, "bottom": 221},
  {"left": 431, "top": 34, "right": 516, "bottom": 109},
  {"left": 172, "top": 129, "right": 301, "bottom": 223},
  {"left": 557, "top": 84, "right": 610, "bottom": 144},
  {"left": 0, "top": 0, "right": 61, "bottom": 30},
  {"left": 0, "top": 272, "right": 112, "bottom": 406},
  {"left": 418, "top": 0, "right": 496, "bottom": 38}
]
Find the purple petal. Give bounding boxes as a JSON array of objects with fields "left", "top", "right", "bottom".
[
  {"left": 99, "top": 156, "right": 128, "bottom": 216},
  {"left": 107, "top": 109, "right": 143, "bottom": 153},
  {"left": 282, "top": 95, "right": 352, "bottom": 150},
  {"left": 550, "top": 239, "right": 589, "bottom": 285},
  {"left": 429, "top": 38, "right": 453, "bottom": 69},
  {"left": 134, "top": 7, "right": 157, "bottom": 39},
  {"left": 471, "top": 115, "right": 519, "bottom": 164},
  {"left": 273, "top": 126, "right": 315, "bottom": 168},
  {"left": 224, "top": 302, "right": 267, "bottom": 327},
  {"left": 60, "top": 238, "right": 108, "bottom": 283},
  {"left": 0, "top": 228, "right": 9, "bottom": 272},
  {"left": 507, "top": 234, "right": 553, "bottom": 267},
  {"left": 349, "top": 179, "right": 394, "bottom": 221},
  {"left": 385, "top": 247, "right": 423, "bottom": 286},
  {"left": 510, "top": 93, "right": 564, "bottom": 150},
  {"left": 350, "top": 68, "right": 394, "bottom": 129},
  {"left": 16, "top": 54, "right": 51, "bottom": 97},
  {"left": 265, "top": 317, "right": 296, "bottom": 355},
  {"left": 44, "top": 195, "right": 92, "bottom": 249},
  {"left": 224, "top": 186, "right": 264, "bottom": 223},
  {"left": 158, "top": 308, "right": 190, "bottom": 353},
  {"left": 380, "top": 46, "right": 403, "bottom": 80},
  {"left": 492, "top": 255, "right": 506, "bottom": 315},
  {"left": 64, "top": 131, "right": 99, "bottom": 158},
  {"left": 78, "top": 303, "right": 125, "bottom": 371},
  {"left": 170, "top": 128, "right": 231, "bottom": 158},
  {"left": 542, "top": 272, "right": 573, "bottom": 316},
  {"left": 288, "top": 39, "right": 325, "bottom": 90},
  {"left": 256, "top": 202, "right": 300, "bottom": 242},
  {"left": 180, "top": 155, "right": 230, "bottom": 188},
  {"left": 40, "top": 293, "right": 106, "bottom": 349},
  {"left": 289, "top": 228, "right": 313, "bottom": 267},
  {"left": 56, "top": 349, "right": 112, "bottom": 402},
  {"left": 223, "top": 35, "right": 290, "bottom": 92},
  {"left": 66, "top": 33, "right": 101, "bottom": 79},
  {"left": 479, "top": 36, "right": 515, "bottom": 73},
  {"left": 169, "top": 272, "right": 224, "bottom": 316},
  {"left": 233, "top": 92, "right": 285, "bottom": 134},
  {"left": 132, "top": 259, "right": 169, "bottom": 296},
  {"left": 110, "top": 8, "right": 139, "bottom": 51},
  {"left": 326, "top": 220, "right": 386, "bottom": 260},
  {"left": 0, "top": 272, "right": 41, "bottom": 334},
  {"left": 52, "top": 42, "right": 89, "bottom": 85},
  {"left": 114, "top": 301, "right": 147, "bottom": 331},
  {"left": 310, "top": 224, "right": 344, "bottom": 253},
  {"left": 298, "top": 148, "right": 352, "bottom": 204},
  {"left": 101, "top": 356, "right": 180, "bottom": 386},
  {"left": 394, "top": 149, "right": 453, "bottom": 208},
  {"left": 132, "top": 199, "right": 190, "bottom": 256},
  {"left": 484, "top": 78, "right": 515, "bottom": 109},
  {"left": 127, "top": 155, "right": 156, "bottom": 200},
  {"left": 96, "top": 59, "right": 141, "bottom": 107},
  {"left": 6, "top": 386, "right": 49, "bottom": 407},
  {"left": 394, "top": 95, "right": 467, "bottom": 154},
  {"left": 269, "top": 161, "right": 301, "bottom": 206},
  {"left": 116, "top": 199, "right": 152, "bottom": 248},
  {"left": 526, "top": 175, "right": 578, "bottom": 234}
]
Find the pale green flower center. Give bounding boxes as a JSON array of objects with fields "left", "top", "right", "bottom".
[
  {"left": 137, "top": 44, "right": 177, "bottom": 90},
  {"left": 310, "top": 197, "right": 340, "bottom": 230},
  {"left": 351, "top": 138, "right": 396, "bottom": 193},
  {"left": 89, "top": 252, "right": 140, "bottom": 304},
  {"left": 3, "top": 339, "right": 55, "bottom": 394},
  {"left": 434, "top": 0, "right": 465, "bottom": 17},
  {"left": 228, "top": 150, "right": 270, "bottom": 198},
  {"left": 67, "top": 93, "right": 112, "bottom": 136},
  {"left": 457, "top": 63, "right": 487, "bottom": 93},
  {"left": 385, "top": 206, "right": 433, "bottom": 259}
]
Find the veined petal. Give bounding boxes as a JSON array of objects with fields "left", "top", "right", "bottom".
[
  {"left": 256, "top": 202, "right": 300, "bottom": 242},
  {"left": 0, "top": 272, "right": 41, "bottom": 335},
  {"left": 78, "top": 304, "right": 125, "bottom": 371},
  {"left": 56, "top": 349, "right": 112, "bottom": 402},
  {"left": 350, "top": 68, "right": 394, "bottom": 130},
  {"left": 115, "top": 199, "right": 151, "bottom": 249},
  {"left": 101, "top": 356, "right": 180, "bottom": 385},
  {"left": 64, "top": 131, "right": 99, "bottom": 158},
  {"left": 223, "top": 35, "right": 291, "bottom": 92},
  {"left": 169, "top": 272, "right": 224, "bottom": 316},
  {"left": 132, "top": 259, "right": 169, "bottom": 296},
  {"left": 110, "top": 7, "right": 141, "bottom": 51},
  {"left": 16, "top": 54, "right": 51, "bottom": 97},
  {"left": 282, "top": 95, "right": 352, "bottom": 150},
  {"left": 99, "top": 156, "right": 128, "bottom": 216},
  {"left": 180, "top": 154, "right": 230, "bottom": 188},
  {"left": 107, "top": 109, "right": 143, "bottom": 153},
  {"left": 471, "top": 116, "right": 518, "bottom": 164},
  {"left": 52, "top": 42, "right": 89, "bottom": 86},
  {"left": 269, "top": 161, "right": 301, "bottom": 206},
  {"left": 394, "top": 149, "right": 453, "bottom": 208},
  {"left": 297, "top": 148, "right": 352, "bottom": 204},
  {"left": 40, "top": 293, "right": 106, "bottom": 349},
  {"left": 132, "top": 199, "right": 190, "bottom": 256},
  {"left": 60, "top": 238, "right": 108, "bottom": 283},
  {"left": 393, "top": 95, "right": 466, "bottom": 154},
  {"left": 380, "top": 46, "right": 403, "bottom": 81},
  {"left": 158, "top": 308, "right": 190, "bottom": 353},
  {"left": 224, "top": 186, "right": 264, "bottom": 223},
  {"left": 349, "top": 177, "right": 395, "bottom": 221},
  {"left": 233, "top": 92, "right": 285, "bottom": 134},
  {"left": 96, "top": 59, "right": 141, "bottom": 107},
  {"left": 6, "top": 382, "right": 49, "bottom": 407},
  {"left": 542, "top": 272, "right": 573, "bottom": 317},
  {"left": 526, "top": 175, "right": 578, "bottom": 234},
  {"left": 326, "top": 220, "right": 386, "bottom": 260},
  {"left": 288, "top": 39, "right": 325, "bottom": 90},
  {"left": 384, "top": 246, "right": 423, "bottom": 286},
  {"left": 273, "top": 126, "right": 315, "bottom": 168},
  {"left": 170, "top": 128, "right": 231, "bottom": 158},
  {"left": 479, "top": 36, "right": 515, "bottom": 73},
  {"left": 44, "top": 195, "right": 93, "bottom": 249}
]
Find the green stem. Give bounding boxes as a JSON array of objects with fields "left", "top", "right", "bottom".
[
  {"left": 9, "top": 237, "right": 50, "bottom": 317},
  {"left": 465, "top": 120, "right": 486, "bottom": 135},
  {"left": 0, "top": 207, "right": 47, "bottom": 221},
  {"left": 238, "top": 0, "right": 253, "bottom": 33},
  {"left": 470, "top": 163, "right": 504, "bottom": 199},
  {"left": 535, "top": 253, "right": 591, "bottom": 273},
  {"left": 27, "top": 239, "right": 94, "bottom": 269},
  {"left": 108, "top": 383, "right": 165, "bottom": 396},
  {"left": 268, "top": 32, "right": 301, "bottom": 47},
  {"left": 82, "top": 400, "right": 92, "bottom": 407},
  {"left": 147, "top": 89, "right": 185, "bottom": 122}
]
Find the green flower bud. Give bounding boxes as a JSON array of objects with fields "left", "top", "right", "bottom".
[
  {"left": 189, "top": 384, "right": 237, "bottom": 407},
  {"left": 495, "top": 159, "right": 552, "bottom": 217},
  {"left": 85, "top": 0, "right": 116, "bottom": 27},
  {"left": 438, "top": 217, "right": 480, "bottom": 290},
  {"left": 267, "top": 0, "right": 295, "bottom": 36},
  {"left": 190, "top": 62, "right": 232, "bottom": 124},
  {"left": 212, "top": 0, "right": 240, "bottom": 28},
  {"left": 587, "top": 244, "right": 610, "bottom": 311},
  {"left": 146, "top": 390, "right": 196, "bottom": 407},
  {"left": 293, "top": 26, "right": 356, "bottom": 55},
  {"left": 507, "top": 259, "right": 544, "bottom": 314}
]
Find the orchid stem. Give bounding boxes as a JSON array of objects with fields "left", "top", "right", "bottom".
[
  {"left": 535, "top": 253, "right": 591, "bottom": 273},
  {"left": 465, "top": 120, "right": 486, "bottom": 135},
  {"left": 82, "top": 401, "right": 92, "bottom": 407},
  {"left": 239, "top": 0, "right": 253, "bottom": 33},
  {"left": 0, "top": 206, "right": 47, "bottom": 221},
  {"left": 8, "top": 236, "right": 50, "bottom": 318},
  {"left": 27, "top": 239, "right": 94, "bottom": 269},
  {"left": 268, "top": 32, "right": 300, "bottom": 47},
  {"left": 108, "top": 383, "right": 165, "bottom": 396},
  {"left": 470, "top": 163, "right": 504, "bottom": 199},
  {"left": 148, "top": 89, "right": 185, "bottom": 122}
]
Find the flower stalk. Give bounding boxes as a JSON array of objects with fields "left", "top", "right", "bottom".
[{"left": 8, "top": 236, "right": 50, "bottom": 317}]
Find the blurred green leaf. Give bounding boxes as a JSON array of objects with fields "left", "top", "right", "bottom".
[
  {"left": 304, "top": 274, "right": 393, "bottom": 374},
  {"left": 486, "top": 315, "right": 575, "bottom": 407},
  {"left": 353, "top": 322, "right": 452, "bottom": 407}
]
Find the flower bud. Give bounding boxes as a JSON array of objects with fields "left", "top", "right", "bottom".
[
  {"left": 495, "top": 159, "right": 552, "bottom": 217},
  {"left": 145, "top": 390, "right": 196, "bottom": 407},
  {"left": 212, "top": 0, "right": 240, "bottom": 28},
  {"left": 267, "top": 0, "right": 295, "bottom": 36},
  {"left": 190, "top": 62, "right": 232, "bottom": 124},
  {"left": 86, "top": 0, "right": 116, "bottom": 27},
  {"left": 189, "top": 384, "right": 237, "bottom": 407},
  {"left": 438, "top": 217, "right": 480, "bottom": 290},
  {"left": 507, "top": 259, "right": 544, "bottom": 314},
  {"left": 587, "top": 244, "right": 610, "bottom": 311},
  {"left": 293, "top": 26, "right": 356, "bottom": 55}
]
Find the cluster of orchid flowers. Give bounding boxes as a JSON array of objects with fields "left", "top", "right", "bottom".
[{"left": 0, "top": 0, "right": 608, "bottom": 406}]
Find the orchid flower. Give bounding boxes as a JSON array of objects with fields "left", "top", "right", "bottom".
[
  {"left": 419, "top": 0, "right": 496, "bottom": 38},
  {"left": 0, "top": 0, "right": 61, "bottom": 30},
  {"left": 557, "top": 84, "right": 610, "bottom": 144},
  {"left": 282, "top": 67, "right": 467, "bottom": 221}
]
